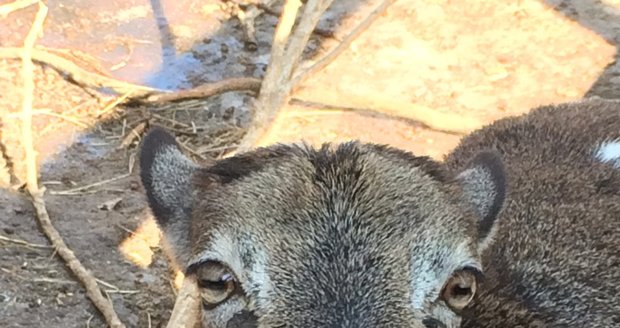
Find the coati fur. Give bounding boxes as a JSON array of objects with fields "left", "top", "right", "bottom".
[{"left": 139, "top": 98, "right": 620, "bottom": 327}]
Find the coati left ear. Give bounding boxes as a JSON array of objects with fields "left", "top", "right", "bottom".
[
  {"left": 139, "top": 127, "right": 199, "bottom": 265},
  {"left": 456, "top": 150, "right": 507, "bottom": 249}
]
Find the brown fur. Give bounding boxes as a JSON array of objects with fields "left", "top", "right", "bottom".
[
  {"left": 139, "top": 98, "right": 620, "bottom": 327},
  {"left": 446, "top": 98, "right": 620, "bottom": 327}
]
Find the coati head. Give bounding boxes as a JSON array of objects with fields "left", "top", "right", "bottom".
[{"left": 139, "top": 128, "right": 506, "bottom": 328}]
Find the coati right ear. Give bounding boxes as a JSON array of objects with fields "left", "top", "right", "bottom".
[
  {"left": 139, "top": 127, "right": 198, "bottom": 265},
  {"left": 456, "top": 150, "right": 507, "bottom": 251}
]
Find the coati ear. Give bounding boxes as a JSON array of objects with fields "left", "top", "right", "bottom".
[
  {"left": 456, "top": 150, "right": 506, "bottom": 250},
  {"left": 139, "top": 127, "right": 198, "bottom": 265}
]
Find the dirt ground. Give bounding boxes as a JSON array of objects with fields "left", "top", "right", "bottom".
[{"left": 0, "top": 0, "right": 619, "bottom": 327}]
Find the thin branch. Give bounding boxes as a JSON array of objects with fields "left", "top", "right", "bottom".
[
  {"left": 291, "top": 0, "right": 395, "bottom": 89},
  {"left": 118, "top": 121, "right": 148, "bottom": 149},
  {"left": 0, "top": 0, "right": 38, "bottom": 17},
  {"left": 0, "top": 46, "right": 263, "bottom": 104},
  {"left": 19, "top": 3, "right": 126, "bottom": 327},
  {"left": 229, "top": 0, "right": 303, "bottom": 154},
  {"left": 165, "top": 275, "right": 200, "bottom": 328},
  {"left": 255, "top": 3, "right": 337, "bottom": 38},
  {"left": 289, "top": 98, "right": 473, "bottom": 134},
  {"left": 96, "top": 90, "right": 134, "bottom": 118},
  {"left": 272, "top": 0, "right": 303, "bottom": 62},
  {"left": 143, "top": 77, "right": 262, "bottom": 103},
  {"left": 0, "top": 234, "right": 52, "bottom": 249},
  {"left": 20, "top": 2, "right": 46, "bottom": 192},
  {"left": 281, "top": 0, "right": 335, "bottom": 81},
  {"left": 233, "top": 0, "right": 334, "bottom": 154},
  {"left": 1, "top": 46, "right": 160, "bottom": 95},
  {"left": 232, "top": 3, "right": 260, "bottom": 49},
  {"left": 29, "top": 193, "right": 126, "bottom": 328},
  {"left": 49, "top": 173, "right": 131, "bottom": 196}
]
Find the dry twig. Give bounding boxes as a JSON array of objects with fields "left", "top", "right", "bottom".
[
  {"left": 20, "top": 3, "right": 45, "bottom": 192},
  {"left": 0, "top": 46, "right": 264, "bottom": 105},
  {"left": 1, "top": 46, "right": 159, "bottom": 95},
  {"left": 165, "top": 275, "right": 201, "bottom": 328},
  {"left": 0, "top": 0, "right": 38, "bottom": 17},
  {"left": 231, "top": 2, "right": 261, "bottom": 49},
  {"left": 29, "top": 195, "right": 124, "bottom": 328},
  {"left": 0, "top": 234, "right": 52, "bottom": 249},
  {"left": 33, "top": 277, "right": 77, "bottom": 284},
  {"left": 230, "top": 0, "right": 302, "bottom": 154},
  {"left": 97, "top": 90, "right": 134, "bottom": 118},
  {"left": 49, "top": 173, "right": 131, "bottom": 196},
  {"left": 143, "top": 77, "right": 262, "bottom": 103},
  {"left": 19, "top": 3, "right": 126, "bottom": 327},
  {"left": 233, "top": 0, "right": 334, "bottom": 154},
  {"left": 118, "top": 121, "right": 148, "bottom": 149},
  {"left": 255, "top": 2, "right": 336, "bottom": 38}
]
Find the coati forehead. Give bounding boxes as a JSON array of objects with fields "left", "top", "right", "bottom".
[
  {"left": 189, "top": 142, "right": 473, "bottom": 250},
  {"left": 140, "top": 129, "right": 507, "bottom": 327},
  {"left": 186, "top": 142, "right": 480, "bottom": 310}
]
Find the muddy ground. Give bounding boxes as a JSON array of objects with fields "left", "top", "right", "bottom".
[{"left": 0, "top": 0, "right": 619, "bottom": 327}]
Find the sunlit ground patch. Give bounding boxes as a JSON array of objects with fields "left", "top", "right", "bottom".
[{"left": 118, "top": 211, "right": 161, "bottom": 268}]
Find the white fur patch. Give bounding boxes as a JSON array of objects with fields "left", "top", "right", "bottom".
[
  {"left": 410, "top": 254, "right": 437, "bottom": 309},
  {"left": 190, "top": 232, "right": 273, "bottom": 312},
  {"left": 594, "top": 140, "right": 620, "bottom": 168},
  {"left": 191, "top": 232, "right": 244, "bottom": 274},
  {"left": 248, "top": 248, "right": 273, "bottom": 311},
  {"left": 410, "top": 240, "right": 480, "bottom": 309}
]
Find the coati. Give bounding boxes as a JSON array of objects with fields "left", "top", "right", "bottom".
[{"left": 139, "top": 98, "right": 619, "bottom": 327}]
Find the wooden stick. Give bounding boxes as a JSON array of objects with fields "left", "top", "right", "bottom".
[
  {"left": 1, "top": 47, "right": 160, "bottom": 95},
  {"left": 97, "top": 90, "right": 134, "bottom": 118},
  {"left": 143, "top": 77, "right": 262, "bottom": 103},
  {"left": 19, "top": 3, "right": 126, "bottom": 327},
  {"left": 165, "top": 275, "right": 201, "bottom": 328},
  {"left": 272, "top": 0, "right": 303, "bottom": 62},
  {"left": 0, "top": 46, "right": 263, "bottom": 104},
  {"left": 0, "top": 234, "right": 53, "bottom": 249},
  {"left": 49, "top": 173, "right": 131, "bottom": 196},
  {"left": 233, "top": 0, "right": 334, "bottom": 154},
  {"left": 281, "top": 0, "right": 335, "bottom": 81},
  {"left": 20, "top": 2, "right": 46, "bottom": 193},
  {"left": 30, "top": 193, "right": 126, "bottom": 328},
  {"left": 118, "top": 121, "right": 148, "bottom": 149}
]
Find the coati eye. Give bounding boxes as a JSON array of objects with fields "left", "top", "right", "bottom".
[
  {"left": 195, "top": 261, "right": 238, "bottom": 308},
  {"left": 440, "top": 268, "right": 478, "bottom": 311}
]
